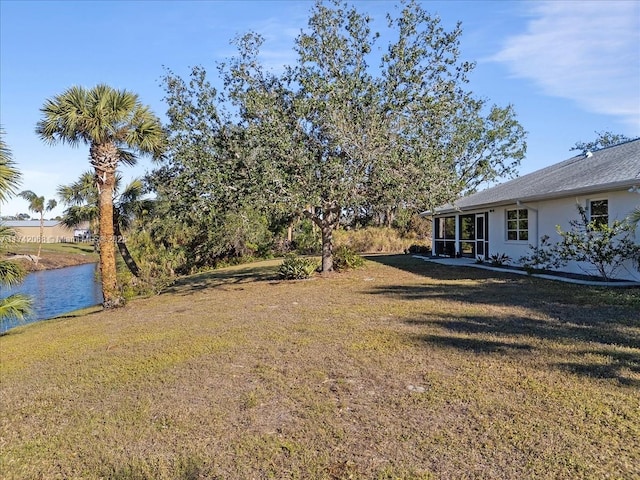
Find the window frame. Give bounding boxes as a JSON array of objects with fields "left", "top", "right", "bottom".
[
  {"left": 506, "top": 208, "right": 529, "bottom": 241},
  {"left": 588, "top": 199, "right": 609, "bottom": 227}
]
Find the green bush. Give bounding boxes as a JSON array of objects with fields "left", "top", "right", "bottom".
[
  {"left": 333, "top": 245, "right": 365, "bottom": 271},
  {"left": 292, "top": 219, "right": 322, "bottom": 254},
  {"left": 278, "top": 254, "right": 318, "bottom": 280},
  {"left": 489, "top": 252, "right": 511, "bottom": 266},
  {"left": 406, "top": 244, "right": 431, "bottom": 255}
]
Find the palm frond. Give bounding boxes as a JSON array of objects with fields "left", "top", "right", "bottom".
[
  {"left": 628, "top": 206, "right": 640, "bottom": 230},
  {"left": 0, "top": 260, "right": 27, "bottom": 287},
  {"left": 57, "top": 171, "right": 97, "bottom": 206},
  {"left": 59, "top": 205, "right": 98, "bottom": 228},
  {"left": 36, "top": 85, "right": 165, "bottom": 167},
  {"left": 0, "top": 224, "right": 17, "bottom": 245},
  {"left": 0, "top": 129, "right": 23, "bottom": 203},
  {"left": 0, "top": 294, "right": 33, "bottom": 325}
]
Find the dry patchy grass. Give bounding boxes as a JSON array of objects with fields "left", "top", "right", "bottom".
[
  {"left": 1, "top": 255, "right": 639, "bottom": 479},
  {"left": 4, "top": 242, "right": 98, "bottom": 271}
]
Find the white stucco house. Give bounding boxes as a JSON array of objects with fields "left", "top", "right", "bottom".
[{"left": 428, "top": 139, "right": 640, "bottom": 281}]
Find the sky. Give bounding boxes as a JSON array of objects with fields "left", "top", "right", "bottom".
[{"left": 0, "top": 0, "right": 639, "bottom": 218}]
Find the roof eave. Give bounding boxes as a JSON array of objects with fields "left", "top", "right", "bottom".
[{"left": 428, "top": 179, "right": 639, "bottom": 216}]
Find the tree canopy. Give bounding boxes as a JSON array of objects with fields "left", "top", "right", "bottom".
[
  {"left": 153, "top": 0, "right": 527, "bottom": 272},
  {"left": 571, "top": 131, "right": 636, "bottom": 155}
]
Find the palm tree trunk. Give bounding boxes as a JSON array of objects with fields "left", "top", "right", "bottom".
[
  {"left": 97, "top": 169, "right": 123, "bottom": 308},
  {"left": 113, "top": 219, "right": 140, "bottom": 277},
  {"left": 36, "top": 213, "right": 43, "bottom": 267}
]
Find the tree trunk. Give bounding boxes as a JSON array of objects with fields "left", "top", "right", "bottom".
[
  {"left": 97, "top": 168, "right": 124, "bottom": 308},
  {"left": 114, "top": 219, "right": 140, "bottom": 277},
  {"left": 36, "top": 213, "right": 43, "bottom": 267},
  {"left": 320, "top": 223, "right": 334, "bottom": 272},
  {"left": 305, "top": 205, "right": 339, "bottom": 273}
]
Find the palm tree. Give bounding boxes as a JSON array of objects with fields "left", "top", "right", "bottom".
[
  {"left": 18, "top": 190, "right": 57, "bottom": 266},
  {"left": 0, "top": 129, "right": 32, "bottom": 326},
  {"left": 58, "top": 171, "right": 152, "bottom": 277},
  {"left": 37, "top": 85, "right": 165, "bottom": 308}
]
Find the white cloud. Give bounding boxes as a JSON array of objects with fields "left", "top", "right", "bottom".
[{"left": 492, "top": 1, "right": 640, "bottom": 129}]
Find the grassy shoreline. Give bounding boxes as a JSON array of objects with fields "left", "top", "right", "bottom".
[
  {"left": 1, "top": 255, "right": 638, "bottom": 479},
  {"left": 3, "top": 242, "right": 99, "bottom": 272}
]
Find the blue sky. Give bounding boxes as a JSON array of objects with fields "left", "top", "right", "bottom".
[{"left": 1, "top": 0, "right": 638, "bottom": 218}]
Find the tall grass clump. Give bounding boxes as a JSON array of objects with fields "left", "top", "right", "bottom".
[{"left": 334, "top": 227, "right": 430, "bottom": 253}]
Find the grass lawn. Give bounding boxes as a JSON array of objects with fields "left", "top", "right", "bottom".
[{"left": 0, "top": 255, "right": 638, "bottom": 479}]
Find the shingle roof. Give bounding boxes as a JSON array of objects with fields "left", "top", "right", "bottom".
[{"left": 433, "top": 138, "right": 640, "bottom": 214}]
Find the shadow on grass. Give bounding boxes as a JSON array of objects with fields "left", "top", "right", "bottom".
[
  {"left": 420, "top": 333, "right": 534, "bottom": 354},
  {"left": 366, "top": 254, "right": 640, "bottom": 386},
  {"left": 164, "top": 263, "right": 280, "bottom": 296},
  {"left": 556, "top": 360, "right": 640, "bottom": 388}
]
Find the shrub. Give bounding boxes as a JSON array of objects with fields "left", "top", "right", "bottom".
[
  {"left": 333, "top": 245, "right": 365, "bottom": 271},
  {"left": 519, "top": 206, "right": 640, "bottom": 280},
  {"left": 405, "top": 244, "right": 431, "bottom": 255},
  {"left": 489, "top": 252, "right": 511, "bottom": 266},
  {"left": 278, "top": 254, "right": 318, "bottom": 280},
  {"left": 292, "top": 219, "right": 321, "bottom": 255},
  {"left": 555, "top": 208, "right": 640, "bottom": 280},
  {"left": 519, "top": 235, "right": 565, "bottom": 274}
]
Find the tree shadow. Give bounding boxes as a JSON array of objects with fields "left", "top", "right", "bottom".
[
  {"left": 164, "top": 264, "right": 280, "bottom": 296},
  {"left": 366, "top": 255, "right": 640, "bottom": 386},
  {"left": 555, "top": 348, "right": 640, "bottom": 387},
  {"left": 367, "top": 255, "right": 639, "bottom": 325},
  {"left": 420, "top": 333, "right": 534, "bottom": 354}
]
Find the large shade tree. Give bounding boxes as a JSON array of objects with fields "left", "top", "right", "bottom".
[
  {"left": 18, "top": 190, "right": 57, "bottom": 266},
  {"left": 37, "top": 85, "right": 165, "bottom": 307},
  {"left": 219, "top": 0, "right": 526, "bottom": 271},
  {"left": 155, "top": 0, "right": 526, "bottom": 273},
  {"left": 0, "top": 130, "right": 32, "bottom": 326}
]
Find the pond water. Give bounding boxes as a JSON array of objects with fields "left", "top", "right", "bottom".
[{"left": 0, "top": 263, "right": 102, "bottom": 333}]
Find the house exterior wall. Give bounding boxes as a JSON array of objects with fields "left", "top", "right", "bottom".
[
  {"left": 536, "top": 190, "right": 639, "bottom": 281},
  {"left": 9, "top": 223, "right": 83, "bottom": 243},
  {"left": 433, "top": 189, "right": 640, "bottom": 281},
  {"left": 486, "top": 204, "right": 538, "bottom": 261},
  {"left": 489, "top": 190, "right": 639, "bottom": 281}
]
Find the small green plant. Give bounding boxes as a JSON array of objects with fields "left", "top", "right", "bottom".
[
  {"left": 333, "top": 245, "right": 365, "bottom": 271},
  {"left": 489, "top": 252, "right": 511, "bottom": 266},
  {"left": 519, "top": 235, "right": 565, "bottom": 274},
  {"left": 278, "top": 253, "right": 318, "bottom": 280},
  {"left": 475, "top": 255, "right": 485, "bottom": 264}
]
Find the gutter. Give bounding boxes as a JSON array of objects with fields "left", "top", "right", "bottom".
[{"left": 430, "top": 180, "right": 639, "bottom": 216}]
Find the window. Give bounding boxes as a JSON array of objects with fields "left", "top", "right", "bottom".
[
  {"left": 459, "top": 214, "right": 475, "bottom": 240},
  {"left": 435, "top": 216, "right": 455, "bottom": 239},
  {"left": 435, "top": 216, "right": 456, "bottom": 256},
  {"left": 506, "top": 208, "right": 528, "bottom": 241},
  {"left": 589, "top": 199, "right": 608, "bottom": 227}
]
